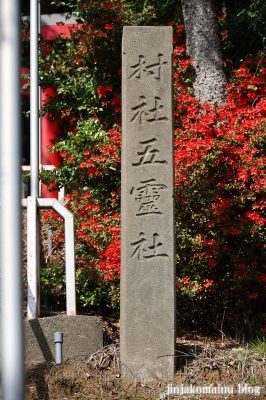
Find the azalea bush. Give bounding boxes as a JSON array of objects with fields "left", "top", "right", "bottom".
[
  {"left": 39, "top": 0, "right": 158, "bottom": 312},
  {"left": 41, "top": 118, "right": 121, "bottom": 309},
  {"left": 37, "top": 0, "right": 266, "bottom": 338},
  {"left": 174, "top": 51, "right": 266, "bottom": 338}
]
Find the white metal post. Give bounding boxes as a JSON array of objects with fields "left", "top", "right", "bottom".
[
  {"left": 0, "top": 0, "right": 25, "bottom": 398},
  {"left": 27, "top": 0, "right": 41, "bottom": 320},
  {"left": 23, "top": 197, "right": 76, "bottom": 318},
  {"left": 27, "top": 196, "right": 40, "bottom": 318},
  {"left": 52, "top": 200, "right": 76, "bottom": 316},
  {"left": 30, "top": 0, "right": 39, "bottom": 197},
  {"left": 38, "top": 199, "right": 76, "bottom": 316}
]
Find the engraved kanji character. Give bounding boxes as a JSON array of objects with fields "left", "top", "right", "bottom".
[
  {"left": 130, "top": 96, "right": 168, "bottom": 124},
  {"left": 130, "top": 232, "right": 168, "bottom": 260},
  {"left": 132, "top": 138, "right": 168, "bottom": 166},
  {"left": 128, "top": 53, "right": 168, "bottom": 81},
  {"left": 130, "top": 179, "right": 167, "bottom": 216}
]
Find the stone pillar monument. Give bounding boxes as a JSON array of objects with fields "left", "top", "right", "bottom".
[{"left": 121, "top": 26, "right": 176, "bottom": 382}]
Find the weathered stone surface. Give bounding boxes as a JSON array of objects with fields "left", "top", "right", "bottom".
[
  {"left": 121, "top": 26, "right": 176, "bottom": 382},
  {"left": 24, "top": 315, "right": 102, "bottom": 362}
]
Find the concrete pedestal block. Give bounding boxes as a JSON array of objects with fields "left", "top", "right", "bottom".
[{"left": 24, "top": 315, "right": 102, "bottom": 362}]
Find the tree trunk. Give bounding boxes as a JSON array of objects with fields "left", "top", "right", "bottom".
[{"left": 181, "top": 0, "right": 227, "bottom": 105}]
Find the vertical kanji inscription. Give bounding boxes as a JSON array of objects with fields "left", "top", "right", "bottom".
[{"left": 121, "top": 26, "right": 176, "bottom": 383}]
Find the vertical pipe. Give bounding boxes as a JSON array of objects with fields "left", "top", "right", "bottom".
[
  {"left": 54, "top": 332, "right": 63, "bottom": 364},
  {"left": 0, "top": 0, "right": 25, "bottom": 399},
  {"left": 30, "top": 0, "right": 39, "bottom": 197}
]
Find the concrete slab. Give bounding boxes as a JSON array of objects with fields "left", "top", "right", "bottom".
[{"left": 24, "top": 315, "right": 102, "bottom": 362}]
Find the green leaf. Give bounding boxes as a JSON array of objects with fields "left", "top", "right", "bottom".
[{"left": 247, "top": 85, "right": 258, "bottom": 91}]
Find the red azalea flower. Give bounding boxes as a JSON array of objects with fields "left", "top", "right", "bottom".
[
  {"left": 248, "top": 293, "right": 259, "bottom": 299},
  {"left": 104, "top": 23, "right": 114, "bottom": 30}
]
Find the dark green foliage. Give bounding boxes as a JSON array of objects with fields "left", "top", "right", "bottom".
[{"left": 219, "top": 0, "right": 266, "bottom": 67}]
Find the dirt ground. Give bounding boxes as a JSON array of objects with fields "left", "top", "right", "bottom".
[{"left": 25, "top": 324, "right": 266, "bottom": 400}]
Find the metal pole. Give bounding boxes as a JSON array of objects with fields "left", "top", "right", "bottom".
[
  {"left": 27, "top": 196, "right": 40, "bottom": 319},
  {"left": 27, "top": 0, "right": 41, "bottom": 319},
  {"left": 38, "top": 0, "right": 42, "bottom": 176},
  {"left": 30, "top": 0, "right": 39, "bottom": 197},
  {"left": 0, "top": 0, "right": 25, "bottom": 399}
]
